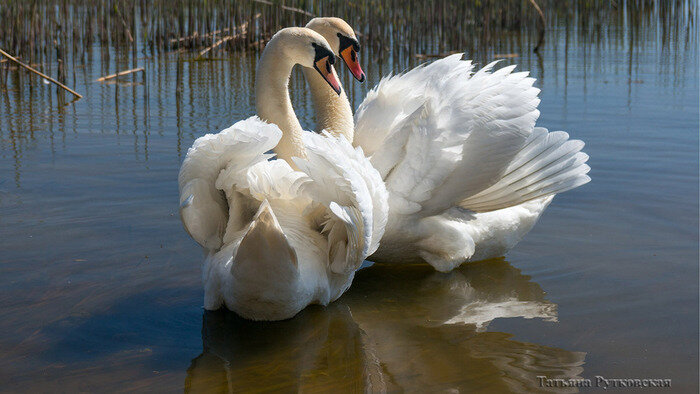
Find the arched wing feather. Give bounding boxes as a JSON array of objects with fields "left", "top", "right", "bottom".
[
  {"left": 459, "top": 128, "right": 591, "bottom": 212},
  {"left": 178, "top": 117, "right": 281, "bottom": 251},
  {"left": 354, "top": 55, "right": 588, "bottom": 218},
  {"left": 294, "top": 132, "right": 388, "bottom": 274}
]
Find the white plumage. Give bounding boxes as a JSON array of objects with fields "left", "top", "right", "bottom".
[
  {"left": 179, "top": 22, "right": 591, "bottom": 322},
  {"left": 177, "top": 27, "right": 390, "bottom": 320},
  {"left": 352, "top": 55, "right": 590, "bottom": 271},
  {"left": 179, "top": 117, "right": 387, "bottom": 320}
]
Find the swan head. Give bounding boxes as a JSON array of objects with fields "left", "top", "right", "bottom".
[
  {"left": 306, "top": 17, "right": 365, "bottom": 82},
  {"left": 266, "top": 27, "right": 342, "bottom": 95}
]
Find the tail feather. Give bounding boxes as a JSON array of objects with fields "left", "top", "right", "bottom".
[
  {"left": 232, "top": 199, "right": 298, "bottom": 282},
  {"left": 460, "top": 127, "right": 590, "bottom": 212}
]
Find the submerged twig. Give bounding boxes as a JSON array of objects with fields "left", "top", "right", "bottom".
[
  {"left": 198, "top": 36, "right": 236, "bottom": 58},
  {"left": 0, "top": 47, "right": 82, "bottom": 99},
  {"left": 252, "top": 0, "right": 315, "bottom": 17},
  {"left": 528, "top": 0, "right": 546, "bottom": 53},
  {"left": 170, "top": 28, "right": 232, "bottom": 46},
  {"left": 96, "top": 67, "right": 144, "bottom": 82},
  {"left": 170, "top": 31, "right": 200, "bottom": 45},
  {"left": 197, "top": 14, "right": 260, "bottom": 59},
  {"left": 114, "top": 2, "right": 134, "bottom": 42}
]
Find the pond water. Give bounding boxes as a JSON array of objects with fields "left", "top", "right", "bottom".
[{"left": 1, "top": 6, "right": 698, "bottom": 393}]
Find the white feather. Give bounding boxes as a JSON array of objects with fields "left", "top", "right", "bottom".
[
  {"left": 461, "top": 128, "right": 591, "bottom": 212},
  {"left": 179, "top": 117, "right": 388, "bottom": 320},
  {"left": 178, "top": 116, "right": 281, "bottom": 251},
  {"left": 353, "top": 56, "right": 590, "bottom": 270},
  {"left": 294, "top": 131, "right": 388, "bottom": 273}
]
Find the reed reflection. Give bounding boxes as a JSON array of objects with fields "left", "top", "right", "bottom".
[{"left": 186, "top": 259, "right": 585, "bottom": 392}]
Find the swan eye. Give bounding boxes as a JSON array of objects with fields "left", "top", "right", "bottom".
[
  {"left": 312, "top": 42, "right": 334, "bottom": 64},
  {"left": 337, "top": 33, "right": 360, "bottom": 53}
]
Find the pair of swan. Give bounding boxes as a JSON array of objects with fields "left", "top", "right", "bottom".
[{"left": 179, "top": 18, "right": 590, "bottom": 320}]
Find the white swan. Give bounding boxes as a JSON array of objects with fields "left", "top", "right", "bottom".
[
  {"left": 178, "top": 27, "right": 388, "bottom": 320},
  {"left": 304, "top": 18, "right": 590, "bottom": 272}
]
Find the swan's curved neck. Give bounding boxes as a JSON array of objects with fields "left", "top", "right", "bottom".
[
  {"left": 255, "top": 42, "right": 306, "bottom": 163},
  {"left": 302, "top": 67, "right": 354, "bottom": 141}
]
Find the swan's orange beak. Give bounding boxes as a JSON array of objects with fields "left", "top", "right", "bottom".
[
  {"left": 314, "top": 56, "right": 341, "bottom": 95},
  {"left": 340, "top": 46, "right": 365, "bottom": 82}
]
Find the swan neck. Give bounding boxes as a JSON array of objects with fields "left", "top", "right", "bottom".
[
  {"left": 255, "top": 42, "right": 306, "bottom": 164},
  {"left": 302, "top": 67, "right": 354, "bottom": 142}
]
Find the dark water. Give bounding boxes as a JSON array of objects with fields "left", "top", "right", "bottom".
[{"left": 1, "top": 6, "right": 698, "bottom": 393}]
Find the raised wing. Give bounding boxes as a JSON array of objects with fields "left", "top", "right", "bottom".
[
  {"left": 178, "top": 117, "right": 281, "bottom": 251},
  {"left": 459, "top": 127, "right": 591, "bottom": 212},
  {"left": 354, "top": 55, "right": 584, "bottom": 217}
]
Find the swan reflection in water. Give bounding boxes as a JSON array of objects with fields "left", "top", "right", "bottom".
[{"left": 185, "top": 259, "right": 585, "bottom": 392}]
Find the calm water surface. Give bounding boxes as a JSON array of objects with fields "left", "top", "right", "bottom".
[{"left": 0, "top": 9, "right": 698, "bottom": 393}]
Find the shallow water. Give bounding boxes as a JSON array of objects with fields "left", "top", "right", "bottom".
[{"left": 1, "top": 5, "right": 698, "bottom": 393}]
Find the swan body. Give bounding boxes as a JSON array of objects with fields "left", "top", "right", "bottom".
[
  {"left": 179, "top": 28, "right": 388, "bottom": 320},
  {"left": 305, "top": 19, "right": 590, "bottom": 272}
]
